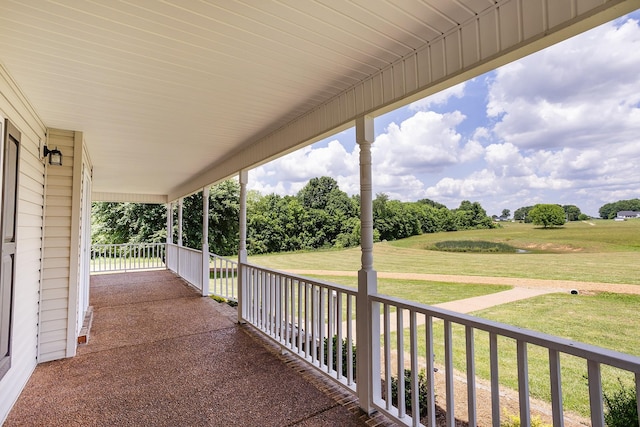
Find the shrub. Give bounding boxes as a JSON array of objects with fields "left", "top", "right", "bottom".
[
  {"left": 390, "top": 369, "right": 431, "bottom": 418},
  {"left": 322, "top": 335, "right": 357, "bottom": 380},
  {"left": 432, "top": 240, "right": 517, "bottom": 253},
  {"left": 604, "top": 381, "right": 638, "bottom": 427}
]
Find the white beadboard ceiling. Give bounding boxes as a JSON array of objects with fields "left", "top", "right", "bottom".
[{"left": 0, "top": 0, "right": 637, "bottom": 201}]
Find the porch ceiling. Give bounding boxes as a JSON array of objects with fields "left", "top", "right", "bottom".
[{"left": 0, "top": 1, "right": 638, "bottom": 201}]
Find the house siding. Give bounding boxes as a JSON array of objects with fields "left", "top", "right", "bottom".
[
  {"left": 0, "top": 65, "right": 46, "bottom": 424},
  {"left": 39, "top": 129, "right": 75, "bottom": 362}
]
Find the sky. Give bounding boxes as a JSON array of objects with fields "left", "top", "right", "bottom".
[{"left": 248, "top": 12, "right": 640, "bottom": 218}]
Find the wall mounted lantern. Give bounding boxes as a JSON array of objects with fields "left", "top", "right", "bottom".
[{"left": 43, "top": 145, "right": 63, "bottom": 166}]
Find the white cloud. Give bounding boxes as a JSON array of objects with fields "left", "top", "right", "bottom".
[
  {"left": 373, "top": 110, "right": 480, "bottom": 174},
  {"left": 248, "top": 139, "right": 359, "bottom": 196},
  {"left": 409, "top": 82, "right": 467, "bottom": 111},
  {"left": 487, "top": 18, "right": 640, "bottom": 150}
]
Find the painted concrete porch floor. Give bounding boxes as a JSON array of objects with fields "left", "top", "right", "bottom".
[{"left": 6, "top": 270, "right": 393, "bottom": 427}]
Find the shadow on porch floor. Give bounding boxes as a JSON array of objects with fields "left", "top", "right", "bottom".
[{"left": 6, "top": 270, "right": 393, "bottom": 426}]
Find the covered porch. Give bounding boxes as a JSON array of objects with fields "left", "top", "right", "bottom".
[
  {"left": 2, "top": 1, "right": 640, "bottom": 426},
  {"left": 5, "top": 269, "right": 386, "bottom": 426}
]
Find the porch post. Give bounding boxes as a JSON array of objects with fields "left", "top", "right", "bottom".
[
  {"left": 177, "top": 198, "right": 183, "bottom": 246},
  {"left": 355, "top": 115, "right": 380, "bottom": 414},
  {"left": 166, "top": 202, "right": 173, "bottom": 243},
  {"left": 166, "top": 202, "right": 173, "bottom": 269},
  {"left": 202, "top": 186, "right": 210, "bottom": 296},
  {"left": 177, "top": 198, "right": 183, "bottom": 275},
  {"left": 237, "top": 169, "right": 248, "bottom": 323}
]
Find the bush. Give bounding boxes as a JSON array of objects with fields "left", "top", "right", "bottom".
[
  {"left": 432, "top": 240, "right": 517, "bottom": 253},
  {"left": 390, "top": 369, "right": 431, "bottom": 418},
  {"left": 604, "top": 381, "right": 638, "bottom": 427},
  {"left": 322, "top": 335, "right": 357, "bottom": 380}
]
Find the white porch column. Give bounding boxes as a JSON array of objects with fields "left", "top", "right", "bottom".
[
  {"left": 237, "top": 169, "right": 248, "bottom": 323},
  {"left": 166, "top": 202, "right": 173, "bottom": 243},
  {"left": 166, "top": 202, "right": 173, "bottom": 269},
  {"left": 356, "top": 115, "right": 380, "bottom": 414},
  {"left": 202, "top": 186, "right": 210, "bottom": 296},
  {"left": 177, "top": 198, "right": 183, "bottom": 246}
]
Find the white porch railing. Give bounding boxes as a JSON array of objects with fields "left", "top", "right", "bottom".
[
  {"left": 166, "top": 243, "right": 204, "bottom": 293},
  {"left": 242, "top": 263, "right": 358, "bottom": 392},
  {"left": 165, "top": 244, "right": 237, "bottom": 299},
  {"left": 209, "top": 253, "right": 238, "bottom": 301},
  {"left": 90, "top": 245, "right": 640, "bottom": 426},
  {"left": 239, "top": 263, "right": 640, "bottom": 427},
  {"left": 90, "top": 243, "right": 166, "bottom": 272}
]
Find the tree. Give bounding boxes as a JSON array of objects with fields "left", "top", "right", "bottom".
[
  {"left": 514, "top": 206, "right": 534, "bottom": 222},
  {"left": 417, "top": 198, "right": 447, "bottom": 210},
  {"left": 599, "top": 198, "right": 640, "bottom": 219},
  {"left": 91, "top": 202, "right": 166, "bottom": 244},
  {"left": 529, "top": 204, "right": 565, "bottom": 228},
  {"left": 452, "top": 200, "right": 495, "bottom": 230},
  {"left": 562, "top": 204, "right": 582, "bottom": 221},
  {"left": 501, "top": 209, "right": 510, "bottom": 218}
]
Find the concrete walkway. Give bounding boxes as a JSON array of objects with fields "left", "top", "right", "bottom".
[
  {"left": 433, "top": 286, "right": 556, "bottom": 313},
  {"left": 6, "top": 270, "right": 393, "bottom": 427}
]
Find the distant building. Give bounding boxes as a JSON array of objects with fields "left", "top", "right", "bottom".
[{"left": 616, "top": 211, "right": 640, "bottom": 220}]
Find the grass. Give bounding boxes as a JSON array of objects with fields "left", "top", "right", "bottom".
[
  {"left": 470, "top": 292, "right": 640, "bottom": 416},
  {"left": 305, "top": 275, "right": 511, "bottom": 306},
  {"left": 250, "top": 220, "right": 640, "bottom": 284},
  {"left": 393, "top": 291, "right": 640, "bottom": 417}
]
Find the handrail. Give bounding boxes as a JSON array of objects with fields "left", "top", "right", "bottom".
[
  {"left": 369, "top": 293, "right": 640, "bottom": 427},
  {"left": 90, "top": 243, "right": 166, "bottom": 273},
  {"left": 239, "top": 262, "right": 640, "bottom": 427},
  {"left": 241, "top": 263, "right": 358, "bottom": 392},
  {"left": 209, "top": 253, "right": 238, "bottom": 301}
]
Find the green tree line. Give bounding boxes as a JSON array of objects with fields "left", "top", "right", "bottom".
[
  {"left": 599, "top": 198, "right": 640, "bottom": 219},
  {"left": 92, "top": 176, "right": 497, "bottom": 256}
]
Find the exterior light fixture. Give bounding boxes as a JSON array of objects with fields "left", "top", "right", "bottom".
[{"left": 43, "top": 146, "right": 63, "bottom": 166}]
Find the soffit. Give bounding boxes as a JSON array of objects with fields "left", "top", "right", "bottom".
[
  {"left": 0, "top": 0, "right": 499, "bottom": 197},
  {"left": 0, "top": 0, "right": 636, "bottom": 200}
]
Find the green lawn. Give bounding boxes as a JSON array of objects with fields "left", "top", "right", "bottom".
[
  {"left": 305, "top": 275, "right": 510, "bottom": 306},
  {"left": 392, "top": 292, "right": 640, "bottom": 417},
  {"left": 250, "top": 220, "right": 640, "bottom": 284}
]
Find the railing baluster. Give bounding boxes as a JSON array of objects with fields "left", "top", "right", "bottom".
[
  {"left": 384, "top": 303, "right": 392, "bottom": 410},
  {"left": 588, "top": 360, "right": 605, "bottom": 427},
  {"left": 409, "top": 310, "right": 419, "bottom": 426},
  {"left": 425, "top": 315, "right": 436, "bottom": 427},
  {"left": 327, "top": 289, "right": 334, "bottom": 373},
  {"left": 444, "top": 319, "right": 454, "bottom": 427},
  {"left": 466, "top": 325, "right": 477, "bottom": 427},
  {"left": 517, "top": 340, "right": 531, "bottom": 426},
  {"left": 490, "top": 332, "right": 500, "bottom": 427},
  {"left": 336, "top": 291, "right": 343, "bottom": 379},
  {"left": 318, "top": 287, "right": 325, "bottom": 367},
  {"left": 549, "top": 349, "right": 564, "bottom": 427},
  {"left": 284, "top": 277, "right": 290, "bottom": 346},
  {"left": 346, "top": 294, "right": 353, "bottom": 387},
  {"left": 397, "top": 307, "right": 405, "bottom": 418},
  {"left": 304, "top": 282, "right": 310, "bottom": 359}
]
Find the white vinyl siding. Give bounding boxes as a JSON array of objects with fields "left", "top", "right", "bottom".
[
  {"left": 0, "top": 65, "right": 46, "bottom": 424},
  {"left": 39, "top": 129, "right": 75, "bottom": 362}
]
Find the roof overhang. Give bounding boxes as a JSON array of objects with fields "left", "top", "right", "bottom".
[{"left": 0, "top": 0, "right": 638, "bottom": 202}]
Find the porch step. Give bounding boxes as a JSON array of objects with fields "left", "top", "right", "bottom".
[{"left": 77, "top": 306, "right": 94, "bottom": 345}]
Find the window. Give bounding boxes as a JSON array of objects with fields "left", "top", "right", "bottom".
[{"left": 0, "top": 119, "right": 19, "bottom": 380}]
